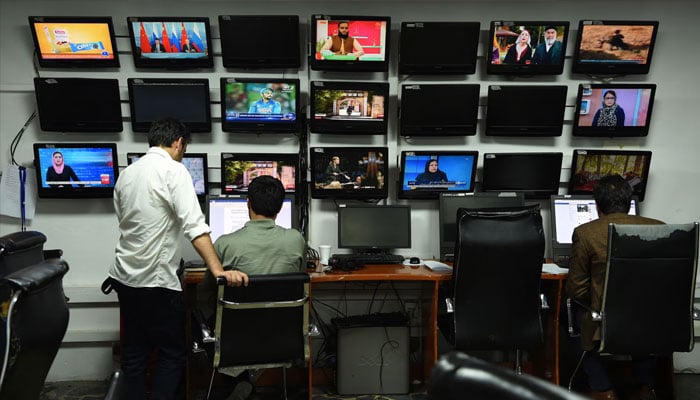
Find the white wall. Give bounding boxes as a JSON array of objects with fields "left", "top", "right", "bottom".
[{"left": 1, "top": 0, "right": 699, "bottom": 380}]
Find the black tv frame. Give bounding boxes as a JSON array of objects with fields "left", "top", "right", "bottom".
[
  {"left": 220, "top": 152, "right": 299, "bottom": 195},
  {"left": 399, "top": 21, "right": 480, "bottom": 75},
  {"left": 397, "top": 150, "right": 479, "bottom": 200},
  {"left": 310, "top": 147, "right": 389, "bottom": 200},
  {"left": 127, "top": 152, "right": 209, "bottom": 199},
  {"left": 399, "top": 83, "right": 480, "bottom": 137},
  {"left": 219, "top": 15, "right": 300, "bottom": 69},
  {"left": 309, "top": 80, "right": 389, "bottom": 135},
  {"left": 481, "top": 152, "right": 564, "bottom": 199},
  {"left": 485, "top": 85, "right": 567, "bottom": 137},
  {"left": 567, "top": 149, "right": 652, "bottom": 201}
]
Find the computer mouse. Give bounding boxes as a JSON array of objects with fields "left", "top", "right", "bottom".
[{"left": 409, "top": 257, "right": 420, "bottom": 265}]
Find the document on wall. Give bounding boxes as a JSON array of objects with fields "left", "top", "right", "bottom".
[{"left": 0, "top": 163, "right": 38, "bottom": 220}]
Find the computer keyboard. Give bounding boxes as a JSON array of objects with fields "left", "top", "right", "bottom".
[{"left": 330, "top": 253, "right": 405, "bottom": 265}]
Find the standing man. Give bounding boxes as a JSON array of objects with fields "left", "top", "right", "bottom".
[
  {"left": 532, "top": 26, "right": 563, "bottom": 64},
  {"left": 108, "top": 118, "right": 247, "bottom": 400},
  {"left": 320, "top": 20, "right": 364, "bottom": 58},
  {"left": 248, "top": 87, "right": 281, "bottom": 114}
]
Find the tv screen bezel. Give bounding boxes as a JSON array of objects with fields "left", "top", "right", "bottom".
[
  {"left": 337, "top": 204, "right": 411, "bottom": 250},
  {"left": 33, "top": 142, "right": 120, "bottom": 199},
  {"left": 219, "top": 15, "right": 300, "bottom": 69},
  {"left": 127, "top": 78, "right": 212, "bottom": 133},
  {"left": 481, "top": 152, "right": 564, "bottom": 199},
  {"left": 310, "top": 147, "right": 389, "bottom": 200},
  {"left": 220, "top": 152, "right": 299, "bottom": 195},
  {"left": 572, "top": 20, "right": 659, "bottom": 75},
  {"left": 567, "top": 149, "right": 652, "bottom": 201},
  {"left": 309, "top": 14, "right": 391, "bottom": 72},
  {"left": 398, "top": 150, "right": 479, "bottom": 200},
  {"left": 28, "top": 16, "right": 120, "bottom": 68},
  {"left": 309, "top": 80, "right": 389, "bottom": 135},
  {"left": 398, "top": 21, "right": 480, "bottom": 75},
  {"left": 485, "top": 85, "right": 568, "bottom": 137},
  {"left": 572, "top": 83, "right": 656, "bottom": 138},
  {"left": 127, "top": 152, "right": 209, "bottom": 199},
  {"left": 399, "top": 83, "right": 480, "bottom": 137},
  {"left": 486, "top": 20, "right": 570, "bottom": 75}
]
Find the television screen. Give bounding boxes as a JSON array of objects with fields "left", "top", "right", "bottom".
[
  {"left": 310, "top": 15, "right": 390, "bottom": 72},
  {"left": 127, "top": 152, "right": 209, "bottom": 198},
  {"left": 568, "top": 149, "right": 652, "bottom": 201},
  {"left": 33, "top": 143, "right": 119, "bottom": 198},
  {"left": 337, "top": 204, "right": 411, "bottom": 250},
  {"left": 220, "top": 78, "right": 299, "bottom": 133},
  {"left": 481, "top": 152, "right": 563, "bottom": 199},
  {"left": 400, "top": 84, "right": 480, "bottom": 137},
  {"left": 206, "top": 195, "right": 297, "bottom": 243},
  {"left": 399, "top": 22, "right": 480, "bottom": 75},
  {"left": 219, "top": 15, "right": 300, "bottom": 69},
  {"left": 310, "top": 147, "right": 388, "bottom": 200},
  {"left": 220, "top": 153, "right": 298, "bottom": 195},
  {"left": 398, "top": 150, "right": 478, "bottom": 199},
  {"left": 572, "top": 20, "right": 659, "bottom": 75},
  {"left": 34, "top": 77, "right": 122, "bottom": 133},
  {"left": 486, "top": 85, "right": 567, "bottom": 136},
  {"left": 28, "top": 16, "right": 119, "bottom": 68},
  {"left": 310, "top": 81, "right": 388, "bottom": 135},
  {"left": 487, "top": 21, "right": 569, "bottom": 75},
  {"left": 573, "top": 84, "right": 656, "bottom": 137},
  {"left": 126, "top": 17, "right": 213, "bottom": 69},
  {"left": 127, "top": 78, "right": 212, "bottom": 133}
]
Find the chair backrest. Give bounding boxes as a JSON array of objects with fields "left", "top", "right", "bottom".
[
  {"left": 0, "top": 231, "right": 47, "bottom": 278},
  {"left": 453, "top": 204, "right": 545, "bottom": 350},
  {"left": 600, "top": 222, "right": 699, "bottom": 354},
  {"left": 213, "top": 272, "right": 310, "bottom": 370}
]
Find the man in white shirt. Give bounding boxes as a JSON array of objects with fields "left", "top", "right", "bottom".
[{"left": 108, "top": 118, "right": 247, "bottom": 400}]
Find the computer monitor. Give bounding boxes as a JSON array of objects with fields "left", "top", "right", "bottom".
[
  {"left": 481, "top": 152, "right": 563, "bottom": 199},
  {"left": 220, "top": 152, "right": 298, "bottom": 195},
  {"left": 127, "top": 152, "right": 209, "bottom": 199},
  {"left": 206, "top": 194, "right": 297, "bottom": 243},
  {"left": 337, "top": 204, "right": 411, "bottom": 252},
  {"left": 398, "top": 21, "right": 480, "bottom": 75},
  {"left": 438, "top": 192, "right": 525, "bottom": 262},
  {"left": 398, "top": 150, "right": 478, "bottom": 199},
  {"left": 550, "top": 194, "right": 639, "bottom": 261},
  {"left": 399, "top": 83, "right": 480, "bottom": 137},
  {"left": 568, "top": 149, "right": 652, "bottom": 201}
]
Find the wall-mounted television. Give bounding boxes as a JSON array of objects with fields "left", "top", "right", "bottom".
[
  {"left": 219, "top": 15, "right": 300, "bottom": 69},
  {"left": 127, "top": 78, "right": 211, "bottom": 133},
  {"left": 33, "top": 143, "right": 119, "bottom": 198},
  {"left": 398, "top": 150, "right": 478, "bottom": 200},
  {"left": 126, "top": 17, "right": 213, "bottom": 69},
  {"left": 220, "top": 78, "right": 299, "bottom": 134},
  {"left": 400, "top": 84, "right": 480, "bottom": 137},
  {"left": 206, "top": 194, "right": 298, "bottom": 243},
  {"left": 34, "top": 77, "right": 122, "bottom": 133},
  {"left": 310, "top": 15, "right": 390, "bottom": 72},
  {"left": 310, "top": 81, "right": 388, "bottom": 135},
  {"left": 220, "top": 153, "right": 298, "bottom": 195},
  {"left": 573, "top": 84, "right": 656, "bottom": 137},
  {"left": 127, "top": 152, "right": 209, "bottom": 199},
  {"left": 487, "top": 21, "right": 569, "bottom": 75},
  {"left": 399, "top": 21, "right": 480, "bottom": 75},
  {"left": 481, "top": 152, "right": 563, "bottom": 199},
  {"left": 486, "top": 85, "right": 567, "bottom": 136},
  {"left": 310, "top": 147, "right": 388, "bottom": 200},
  {"left": 28, "top": 16, "right": 119, "bottom": 68},
  {"left": 568, "top": 149, "right": 652, "bottom": 201},
  {"left": 572, "top": 20, "right": 659, "bottom": 75}
]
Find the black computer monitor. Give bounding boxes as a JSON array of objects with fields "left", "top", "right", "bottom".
[
  {"left": 337, "top": 204, "right": 411, "bottom": 252},
  {"left": 206, "top": 194, "right": 297, "bottom": 243}
]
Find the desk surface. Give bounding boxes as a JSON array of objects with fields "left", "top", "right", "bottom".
[{"left": 311, "top": 263, "right": 453, "bottom": 283}]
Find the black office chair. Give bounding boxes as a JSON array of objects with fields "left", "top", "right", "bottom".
[
  {"left": 0, "top": 231, "right": 48, "bottom": 277},
  {"left": 201, "top": 272, "right": 310, "bottom": 400},
  {"left": 429, "top": 351, "right": 589, "bottom": 400},
  {"left": 452, "top": 204, "right": 545, "bottom": 374},
  {"left": 566, "top": 222, "right": 699, "bottom": 390}
]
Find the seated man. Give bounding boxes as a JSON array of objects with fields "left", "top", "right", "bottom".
[{"left": 566, "top": 174, "right": 663, "bottom": 400}]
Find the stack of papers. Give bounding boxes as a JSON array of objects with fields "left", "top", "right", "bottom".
[
  {"left": 542, "top": 263, "right": 569, "bottom": 275},
  {"left": 423, "top": 260, "right": 453, "bottom": 272}
]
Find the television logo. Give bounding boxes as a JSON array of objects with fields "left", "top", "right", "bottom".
[{"left": 100, "top": 174, "right": 111, "bottom": 185}]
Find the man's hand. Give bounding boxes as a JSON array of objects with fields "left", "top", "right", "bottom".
[{"left": 218, "top": 270, "right": 248, "bottom": 287}]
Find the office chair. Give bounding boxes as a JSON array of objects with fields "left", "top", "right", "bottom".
[
  {"left": 200, "top": 272, "right": 310, "bottom": 400},
  {"left": 429, "top": 351, "right": 589, "bottom": 400},
  {"left": 0, "top": 231, "right": 48, "bottom": 277},
  {"left": 0, "top": 258, "right": 70, "bottom": 400},
  {"left": 452, "top": 204, "right": 545, "bottom": 374},
  {"left": 566, "top": 222, "right": 699, "bottom": 391}
]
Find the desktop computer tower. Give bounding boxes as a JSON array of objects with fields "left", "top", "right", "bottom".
[{"left": 336, "top": 325, "right": 410, "bottom": 394}]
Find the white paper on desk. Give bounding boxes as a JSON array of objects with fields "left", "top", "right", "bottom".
[
  {"left": 542, "top": 263, "right": 568, "bottom": 274},
  {"left": 424, "top": 260, "right": 453, "bottom": 272},
  {"left": 0, "top": 163, "right": 37, "bottom": 220}
]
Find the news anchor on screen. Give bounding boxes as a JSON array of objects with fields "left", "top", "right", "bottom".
[{"left": 320, "top": 20, "right": 364, "bottom": 58}]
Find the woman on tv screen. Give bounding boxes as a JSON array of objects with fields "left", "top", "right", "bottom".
[
  {"left": 503, "top": 29, "right": 533, "bottom": 64},
  {"left": 593, "top": 90, "right": 626, "bottom": 127},
  {"left": 415, "top": 159, "right": 448, "bottom": 185},
  {"left": 47, "top": 151, "right": 80, "bottom": 187}
]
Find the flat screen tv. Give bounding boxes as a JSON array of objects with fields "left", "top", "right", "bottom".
[
  {"left": 309, "top": 81, "right": 388, "bottom": 135},
  {"left": 28, "top": 16, "right": 119, "bottom": 68},
  {"left": 34, "top": 77, "right": 122, "bottom": 133},
  {"left": 220, "top": 78, "right": 300, "bottom": 134},
  {"left": 572, "top": 20, "right": 659, "bottom": 75},
  {"left": 481, "top": 152, "right": 563, "bottom": 199},
  {"left": 206, "top": 194, "right": 297, "bottom": 243},
  {"left": 573, "top": 84, "right": 656, "bottom": 137},
  {"left": 127, "top": 78, "right": 212, "bottom": 133},
  {"left": 220, "top": 153, "right": 298, "bottom": 195},
  {"left": 568, "top": 149, "right": 652, "bottom": 201},
  {"left": 33, "top": 143, "right": 119, "bottom": 198},
  {"left": 126, "top": 17, "right": 213, "bottom": 69},
  {"left": 486, "top": 85, "right": 567, "bottom": 136},
  {"left": 219, "top": 15, "right": 300, "bottom": 69},
  {"left": 399, "top": 84, "right": 480, "bottom": 137},
  {"left": 310, "top": 15, "right": 390, "bottom": 72},
  {"left": 310, "top": 147, "right": 388, "bottom": 200},
  {"left": 399, "top": 21, "right": 480, "bottom": 75},
  {"left": 127, "top": 152, "right": 209, "bottom": 199},
  {"left": 487, "top": 21, "right": 569, "bottom": 75},
  {"left": 337, "top": 204, "right": 411, "bottom": 251},
  {"left": 398, "top": 150, "right": 478, "bottom": 199}
]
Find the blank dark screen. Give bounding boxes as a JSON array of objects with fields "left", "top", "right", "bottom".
[
  {"left": 130, "top": 82, "right": 209, "bottom": 125},
  {"left": 219, "top": 16, "right": 299, "bottom": 67},
  {"left": 487, "top": 86, "right": 567, "bottom": 128},
  {"left": 401, "top": 84, "right": 479, "bottom": 128},
  {"left": 482, "top": 153, "right": 563, "bottom": 194},
  {"left": 338, "top": 205, "right": 411, "bottom": 249}
]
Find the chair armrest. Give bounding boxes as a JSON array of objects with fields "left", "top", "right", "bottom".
[
  {"left": 191, "top": 308, "right": 215, "bottom": 344},
  {"left": 693, "top": 307, "right": 700, "bottom": 321}
]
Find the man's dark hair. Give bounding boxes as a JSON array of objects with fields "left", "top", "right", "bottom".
[
  {"left": 147, "top": 118, "right": 191, "bottom": 147},
  {"left": 248, "top": 175, "right": 285, "bottom": 218},
  {"left": 594, "top": 174, "right": 633, "bottom": 215}
]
